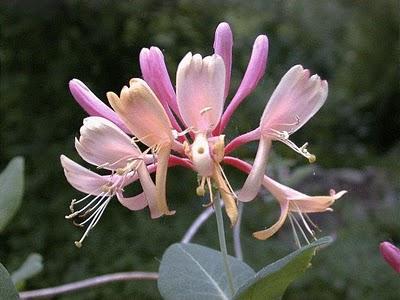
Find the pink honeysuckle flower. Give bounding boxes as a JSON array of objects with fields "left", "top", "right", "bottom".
[
  {"left": 224, "top": 157, "right": 346, "bottom": 242},
  {"left": 62, "top": 22, "right": 343, "bottom": 245},
  {"left": 61, "top": 116, "right": 165, "bottom": 246},
  {"left": 380, "top": 241, "right": 400, "bottom": 273},
  {"left": 236, "top": 65, "right": 329, "bottom": 202}
]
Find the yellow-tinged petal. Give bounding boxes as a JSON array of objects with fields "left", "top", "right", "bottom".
[
  {"left": 107, "top": 78, "right": 173, "bottom": 148},
  {"left": 289, "top": 190, "right": 347, "bottom": 213},
  {"left": 136, "top": 162, "right": 162, "bottom": 219},
  {"left": 253, "top": 199, "right": 289, "bottom": 240},
  {"left": 155, "top": 145, "right": 175, "bottom": 216},
  {"left": 213, "top": 164, "right": 238, "bottom": 226}
]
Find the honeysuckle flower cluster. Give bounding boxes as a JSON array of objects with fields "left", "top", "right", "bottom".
[{"left": 61, "top": 22, "right": 346, "bottom": 247}]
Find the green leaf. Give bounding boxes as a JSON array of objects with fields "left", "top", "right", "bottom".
[
  {"left": 234, "top": 236, "right": 333, "bottom": 300},
  {"left": 158, "top": 243, "right": 255, "bottom": 300},
  {"left": 0, "top": 263, "right": 19, "bottom": 300},
  {"left": 11, "top": 253, "right": 43, "bottom": 287},
  {"left": 0, "top": 157, "right": 25, "bottom": 232}
]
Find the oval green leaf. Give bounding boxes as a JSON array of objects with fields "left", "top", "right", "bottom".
[
  {"left": 158, "top": 243, "right": 255, "bottom": 300},
  {"left": 0, "top": 263, "right": 19, "bottom": 300},
  {"left": 0, "top": 157, "right": 25, "bottom": 232},
  {"left": 234, "top": 236, "right": 333, "bottom": 300}
]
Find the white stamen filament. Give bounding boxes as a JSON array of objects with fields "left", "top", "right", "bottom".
[
  {"left": 218, "top": 164, "right": 238, "bottom": 199},
  {"left": 292, "top": 202, "right": 316, "bottom": 239},
  {"left": 74, "top": 196, "right": 112, "bottom": 248},
  {"left": 291, "top": 213, "right": 310, "bottom": 245},
  {"left": 268, "top": 128, "right": 316, "bottom": 163},
  {"left": 288, "top": 214, "right": 301, "bottom": 248},
  {"left": 66, "top": 192, "right": 106, "bottom": 219}
]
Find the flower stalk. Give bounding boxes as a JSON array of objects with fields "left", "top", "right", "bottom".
[{"left": 214, "top": 196, "right": 235, "bottom": 296}]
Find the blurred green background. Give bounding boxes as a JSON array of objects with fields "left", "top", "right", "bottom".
[{"left": 1, "top": 0, "right": 399, "bottom": 299}]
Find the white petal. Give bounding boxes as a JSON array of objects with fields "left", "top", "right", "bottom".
[{"left": 75, "top": 117, "right": 141, "bottom": 169}]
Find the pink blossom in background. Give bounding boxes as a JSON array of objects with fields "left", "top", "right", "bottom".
[{"left": 380, "top": 241, "right": 400, "bottom": 273}]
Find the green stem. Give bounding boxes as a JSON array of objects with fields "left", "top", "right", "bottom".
[{"left": 214, "top": 197, "right": 235, "bottom": 297}]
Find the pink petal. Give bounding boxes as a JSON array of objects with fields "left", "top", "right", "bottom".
[
  {"left": 263, "top": 175, "right": 307, "bottom": 202},
  {"left": 107, "top": 79, "right": 174, "bottom": 148},
  {"left": 140, "top": 47, "right": 179, "bottom": 116},
  {"left": 176, "top": 53, "right": 225, "bottom": 132},
  {"left": 60, "top": 155, "right": 109, "bottom": 195},
  {"left": 263, "top": 176, "right": 346, "bottom": 213},
  {"left": 253, "top": 197, "right": 289, "bottom": 240},
  {"left": 260, "top": 65, "right": 328, "bottom": 134},
  {"left": 75, "top": 117, "right": 142, "bottom": 170},
  {"left": 213, "top": 22, "right": 233, "bottom": 99},
  {"left": 380, "top": 242, "right": 400, "bottom": 273},
  {"left": 139, "top": 47, "right": 184, "bottom": 132},
  {"left": 219, "top": 35, "right": 269, "bottom": 133},
  {"left": 117, "top": 192, "right": 148, "bottom": 211},
  {"left": 69, "top": 79, "right": 129, "bottom": 133},
  {"left": 237, "top": 137, "right": 271, "bottom": 202}
]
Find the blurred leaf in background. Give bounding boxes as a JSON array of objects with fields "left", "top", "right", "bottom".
[{"left": 0, "top": 157, "right": 24, "bottom": 232}]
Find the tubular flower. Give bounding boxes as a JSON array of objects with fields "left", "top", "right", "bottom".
[
  {"left": 237, "top": 65, "right": 329, "bottom": 202},
  {"left": 62, "top": 22, "right": 344, "bottom": 246},
  {"left": 224, "top": 157, "right": 347, "bottom": 243}
]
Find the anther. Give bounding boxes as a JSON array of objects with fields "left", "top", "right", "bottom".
[{"left": 200, "top": 106, "right": 212, "bottom": 115}]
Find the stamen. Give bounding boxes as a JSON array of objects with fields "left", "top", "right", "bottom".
[
  {"left": 291, "top": 213, "right": 311, "bottom": 245},
  {"left": 74, "top": 196, "right": 112, "bottom": 248},
  {"left": 65, "top": 192, "right": 105, "bottom": 219},
  {"left": 196, "top": 176, "right": 206, "bottom": 196},
  {"left": 200, "top": 106, "right": 212, "bottom": 115},
  {"left": 304, "top": 213, "right": 321, "bottom": 232},
  {"left": 292, "top": 202, "right": 316, "bottom": 238},
  {"left": 218, "top": 164, "right": 238, "bottom": 199},
  {"left": 288, "top": 214, "right": 302, "bottom": 248},
  {"left": 172, "top": 127, "right": 193, "bottom": 139},
  {"left": 268, "top": 129, "right": 316, "bottom": 163}
]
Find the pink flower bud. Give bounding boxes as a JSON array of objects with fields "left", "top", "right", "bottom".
[{"left": 380, "top": 241, "right": 400, "bottom": 273}]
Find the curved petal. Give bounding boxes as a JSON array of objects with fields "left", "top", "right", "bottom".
[
  {"left": 139, "top": 47, "right": 180, "bottom": 116},
  {"left": 75, "top": 117, "right": 141, "bottom": 170},
  {"left": 213, "top": 22, "right": 233, "bottom": 99},
  {"left": 219, "top": 35, "right": 269, "bottom": 133},
  {"left": 69, "top": 79, "right": 129, "bottom": 132},
  {"left": 176, "top": 53, "right": 225, "bottom": 132},
  {"left": 139, "top": 47, "right": 184, "bottom": 133},
  {"left": 107, "top": 78, "right": 173, "bottom": 148},
  {"left": 260, "top": 65, "right": 328, "bottom": 134},
  {"left": 60, "top": 155, "right": 108, "bottom": 195},
  {"left": 253, "top": 198, "right": 289, "bottom": 240},
  {"left": 154, "top": 145, "right": 175, "bottom": 216},
  {"left": 237, "top": 137, "right": 271, "bottom": 202},
  {"left": 136, "top": 161, "right": 162, "bottom": 219},
  {"left": 289, "top": 190, "right": 347, "bottom": 213},
  {"left": 212, "top": 164, "right": 238, "bottom": 225},
  {"left": 117, "top": 192, "right": 148, "bottom": 211}
]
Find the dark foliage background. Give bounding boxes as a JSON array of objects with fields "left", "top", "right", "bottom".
[{"left": 1, "top": 0, "right": 399, "bottom": 299}]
